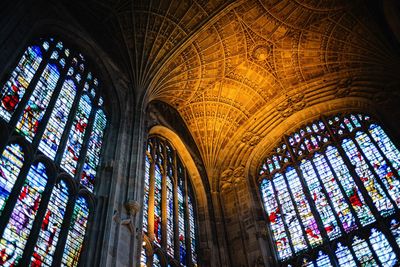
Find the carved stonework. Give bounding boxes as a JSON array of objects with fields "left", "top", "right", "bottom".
[
  {"left": 220, "top": 166, "right": 245, "bottom": 192},
  {"left": 276, "top": 93, "right": 306, "bottom": 118},
  {"left": 334, "top": 78, "right": 352, "bottom": 98},
  {"left": 125, "top": 199, "right": 141, "bottom": 215},
  {"left": 241, "top": 131, "right": 261, "bottom": 146}
]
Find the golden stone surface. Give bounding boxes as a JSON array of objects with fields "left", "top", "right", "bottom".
[{"left": 78, "top": 0, "right": 400, "bottom": 189}]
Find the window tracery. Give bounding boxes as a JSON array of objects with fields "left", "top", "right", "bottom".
[
  {"left": 142, "top": 136, "right": 198, "bottom": 266},
  {"left": 0, "top": 37, "right": 107, "bottom": 266},
  {"left": 259, "top": 113, "right": 400, "bottom": 266}
]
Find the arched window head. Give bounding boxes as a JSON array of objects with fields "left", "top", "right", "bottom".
[
  {"left": 258, "top": 113, "right": 400, "bottom": 266},
  {"left": 0, "top": 37, "right": 107, "bottom": 266},
  {"left": 142, "top": 136, "right": 198, "bottom": 266}
]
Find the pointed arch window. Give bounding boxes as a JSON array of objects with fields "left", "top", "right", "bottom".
[
  {"left": 142, "top": 136, "right": 198, "bottom": 266},
  {"left": 0, "top": 37, "right": 107, "bottom": 266},
  {"left": 259, "top": 113, "right": 400, "bottom": 266}
]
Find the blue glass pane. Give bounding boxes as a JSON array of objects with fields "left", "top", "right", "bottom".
[
  {"left": 335, "top": 243, "right": 356, "bottom": 266},
  {"left": 61, "top": 196, "right": 89, "bottom": 267},
  {"left": 0, "top": 144, "right": 24, "bottom": 216},
  {"left": 39, "top": 79, "right": 76, "bottom": 159},
  {"left": 369, "top": 228, "right": 397, "bottom": 265},
  {"left": 61, "top": 94, "right": 91, "bottom": 176},
  {"left": 80, "top": 109, "right": 106, "bottom": 192}
]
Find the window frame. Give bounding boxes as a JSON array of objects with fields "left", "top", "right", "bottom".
[
  {"left": 258, "top": 113, "right": 400, "bottom": 266},
  {"left": 0, "top": 35, "right": 108, "bottom": 266}
]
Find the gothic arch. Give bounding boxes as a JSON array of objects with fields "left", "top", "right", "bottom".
[
  {"left": 148, "top": 125, "right": 214, "bottom": 264},
  {"left": 246, "top": 97, "right": 379, "bottom": 180}
]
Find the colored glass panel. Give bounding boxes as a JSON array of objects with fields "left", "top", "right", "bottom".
[
  {"left": 286, "top": 168, "right": 322, "bottom": 247},
  {"left": 352, "top": 236, "right": 376, "bottom": 266},
  {"left": 0, "top": 144, "right": 24, "bottom": 215},
  {"left": 31, "top": 180, "right": 69, "bottom": 266},
  {"left": 369, "top": 228, "right": 397, "bottom": 265},
  {"left": 143, "top": 155, "right": 150, "bottom": 232},
  {"left": 154, "top": 164, "right": 162, "bottom": 244},
  {"left": 81, "top": 109, "right": 106, "bottom": 191},
  {"left": 335, "top": 243, "right": 356, "bottom": 266},
  {"left": 0, "top": 162, "right": 48, "bottom": 266},
  {"left": 39, "top": 79, "right": 76, "bottom": 159},
  {"left": 313, "top": 153, "right": 356, "bottom": 232},
  {"left": 355, "top": 132, "right": 400, "bottom": 207},
  {"left": 188, "top": 196, "right": 197, "bottom": 264},
  {"left": 315, "top": 251, "right": 332, "bottom": 267},
  {"left": 369, "top": 124, "right": 400, "bottom": 173},
  {"left": 178, "top": 180, "right": 186, "bottom": 265},
  {"left": 274, "top": 172, "right": 308, "bottom": 253},
  {"left": 390, "top": 219, "right": 400, "bottom": 247},
  {"left": 153, "top": 254, "right": 161, "bottom": 267},
  {"left": 260, "top": 178, "right": 292, "bottom": 259},
  {"left": 61, "top": 196, "right": 89, "bottom": 267},
  {"left": 166, "top": 175, "right": 174, "bottom": 256},
  {"left": 16, "top": 64, "right": 60, "bottom": 141},
  {"left": 325, "top": 146, "right": 374, "bottom": 226},
  {"left": 300, "top": 160, "right": 340, "bottom": 240},
  {"left": 342, "top": 138, "right": 394, "bottom": 217},
  {"left": 61, "top": 94, "right": 91, "bottom": 176},
  {"left": 0, "top": 45, "right": 43, "bottom": 121}
]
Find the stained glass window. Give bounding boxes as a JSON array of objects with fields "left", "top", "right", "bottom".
[
  {"left": 0, "top": 37, "right": 107, "bottom": 266},
  {"left": 141, "top": 136, "right": 198, "bottom": 266},
  {"left": 0, "top": 161, "right": 49, "bottom": 266},
  {"left": 259, "top": 113, "right": 400, "bottom": 266}
]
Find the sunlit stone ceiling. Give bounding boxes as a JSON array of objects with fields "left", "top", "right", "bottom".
[{"left": 68, "top": 0, "right": 400, "bottom": 188}]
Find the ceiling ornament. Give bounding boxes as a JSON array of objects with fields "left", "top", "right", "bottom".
[{"left": 276, "top": 93, "right": 306, "bottom": 118}]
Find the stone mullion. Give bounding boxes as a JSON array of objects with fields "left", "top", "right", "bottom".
[
  {"left": 173, "top": 150, "right": 180, "bottom": 261},
  {"left": 147, "top": 142, "right": 156, "bottom": 241},
  {"left": 322, "top": 153, "right": 363, "bottom": 229},
  {"left": 283, "top": 137, "right": 329, "bottom": 247},
  {"left": 161, "top": 142, "right": 168, "bottom": 250}
]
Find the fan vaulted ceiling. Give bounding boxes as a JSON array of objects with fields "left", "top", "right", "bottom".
[{"left": 64, "top": 0, "right": 400, "bottom": 189}]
